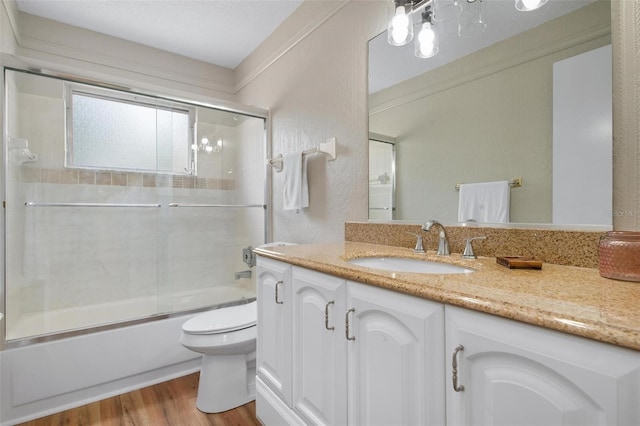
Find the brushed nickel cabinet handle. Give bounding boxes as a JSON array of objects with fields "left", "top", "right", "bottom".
[
  {"left": 274, "top": 281, "right": 284, "bottom": 304},
  {"left": 345, "top": 308, "right": 356, "bottom": 341},
  {"left": 452, "top": 344, "right": 465, "bottom": 392},
  {"left": 325, "top": 301, "right": 335, "bottom": 330}
]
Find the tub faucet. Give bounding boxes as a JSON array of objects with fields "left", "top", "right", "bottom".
[
  {"left": 235, "top": 270, "right": 252, "bottom": 280},
  {"left": 421, "top": 220, "right": 450, "bottom": 256}
]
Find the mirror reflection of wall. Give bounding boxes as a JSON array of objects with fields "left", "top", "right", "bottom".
[
  {"left": 368, "top": 136, "right": 396, "bottom": 220},
  {"left": 368, "top": 0, "right": 612, "bottom": 226},
  {"left": 553, "top": 44, "right": 612, "bottom": 226}
]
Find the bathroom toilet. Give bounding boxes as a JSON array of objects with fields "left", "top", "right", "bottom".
[{"left": 180, "top": 301, "right": 257, "bottom": 413}]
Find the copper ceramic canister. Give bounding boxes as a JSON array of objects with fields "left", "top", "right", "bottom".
[{"left": 598, "top": 231, "right": 640, "bottom": 282}]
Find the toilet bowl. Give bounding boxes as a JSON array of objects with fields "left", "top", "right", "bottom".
[{"left": 180, "top": 301, "right": 257, "bottom": 413}]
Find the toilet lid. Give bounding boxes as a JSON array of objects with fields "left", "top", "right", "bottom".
[{"left": 182, "top": 301, "right": 257, "bottom": 334}]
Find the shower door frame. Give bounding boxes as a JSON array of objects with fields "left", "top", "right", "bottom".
[{"left": 0, "top": 63, "right": 273, "bottom": 349}]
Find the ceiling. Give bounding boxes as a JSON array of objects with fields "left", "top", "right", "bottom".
[{"left": 15, "top": 0, "right": 304, "bottom": 70}]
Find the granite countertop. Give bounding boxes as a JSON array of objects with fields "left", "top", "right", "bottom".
[{"left": 254, "top": 241, "right": 640, "bottom": 351}]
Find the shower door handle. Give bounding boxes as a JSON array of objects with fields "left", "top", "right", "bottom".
[{"left": 274, "top": 281, "right": 284, "bottom": 304}]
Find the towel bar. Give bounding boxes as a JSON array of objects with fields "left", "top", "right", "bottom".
[
  {"left": 268, "top": 137, "right": 336, "bottom": 172},
  {"left": 455, "top": 178, "right": 522, "bottom": 191}
]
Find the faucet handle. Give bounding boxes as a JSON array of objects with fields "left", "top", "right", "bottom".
[
  {"left": 406, "top": 232, "right": 425, "bottom": 253},
  {"left": 462, "top": 236, "right": 487, "bottom": 259}
]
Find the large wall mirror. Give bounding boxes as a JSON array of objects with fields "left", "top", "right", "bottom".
[{"left": 368, "top": 0, "right": 612, "bottom": 228}]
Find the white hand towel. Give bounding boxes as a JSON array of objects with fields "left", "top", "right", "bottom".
[
  {"left": 457, "top": 180, "right": 510, "bottom": 223},
  {"left": 282, "top": 152, "right": 309, "bottom": 211}
]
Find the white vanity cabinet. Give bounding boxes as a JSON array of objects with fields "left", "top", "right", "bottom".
[
  {"left": 445, "top": 305, "right": 640, "bottom": 426},
  {"left": 257, "top": 257, "right": 640, "bottom": 426},
  {"left": 257, "top": 258, "right": 445, "bottom": 426},
  {"left": 256, "top": 257, "right": 293, "bottom": 421},
  {"left": 291, "top": 266, "right": 445, "bottom": 426}
]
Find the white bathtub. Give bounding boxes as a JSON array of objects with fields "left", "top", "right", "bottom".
[
  {"left": 7, "top": 285, "right": 254, "bottom": 341},
  {"left": 0, "top": 286, "right": 255, "bottom": 425}
]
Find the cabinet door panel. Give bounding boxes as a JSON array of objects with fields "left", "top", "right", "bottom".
[
  {"left": 257, "top": 258, "right": 292, "bottom": 405},
  {"left": 347, "top": 282, "right": 445, "bottom": 426},
  {"left": 466, "top": 351, "right": 603, "bottom": 425},
  {"left": 446, "top": 305, "right": 640, "bottom": 426},
  {"left": 292, "top": 267, "right": 347, "bottom": 426}
]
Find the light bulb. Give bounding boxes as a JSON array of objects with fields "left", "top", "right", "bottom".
[
  {"left": 217, "top": 139, "right": 222, "bottom": 147},
  {"left": 392, "top": 12, "right": 410, "bottom": 43},
  {"left": 388, "top": 5, "right": 413, "bottom": 46},
  {"left": 205, "top": 145, "right": 213, "bottom": 153},
  {"left": 201, "top": 137, "right": 209, "bottom": 145},
  {"left": 415, "top": 22, "right": 438, "bottom": 58},
  {"left": 191, "top": 143, "right": 198, "bottom": 151},
  {"left": 515, "top": 0, "right": 548, "bottom": 12}
]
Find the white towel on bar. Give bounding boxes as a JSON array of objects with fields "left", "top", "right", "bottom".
[
  {"left": 457, "top": 180, "right": 510, "bottom": 223},
  {"left": 282, "top": 151, "right": 309, "bottom": 211}
]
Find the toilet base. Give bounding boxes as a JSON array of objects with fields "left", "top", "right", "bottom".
[{"left": 196, "top": 353, "right": 256, "bottom": 413}]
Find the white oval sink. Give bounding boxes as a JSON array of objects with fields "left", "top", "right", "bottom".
[{"left": 348, "top": 257, "right": 474, "bottom": 274}]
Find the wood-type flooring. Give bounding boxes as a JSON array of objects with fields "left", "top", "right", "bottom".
[{"left": 18, "top": 373, "right": 260, "bottom": 426}]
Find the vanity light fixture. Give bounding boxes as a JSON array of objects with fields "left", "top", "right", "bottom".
[
  {"left": 415, "top": 6, "right": 438, "bottom": 58},
  {"left": 387, "top": 0, "right": 549, "bottom": 56},
  {"left": 192, "top": 136, "right": 222, "bottom": 154}
]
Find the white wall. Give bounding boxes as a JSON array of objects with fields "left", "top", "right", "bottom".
[{"left": 237, "top": 1, "right": 387, "bottom": 243}]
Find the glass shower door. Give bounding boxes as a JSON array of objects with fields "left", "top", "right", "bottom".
[
  {"left": 3, "top": 68, "right": 267, "bottom": 342},
  {"left": 164, "top": 107, "right": 266, "bottom": 312}
]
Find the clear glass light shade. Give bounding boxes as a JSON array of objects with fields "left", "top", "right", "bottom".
[
  {"left": 458, "top": 0, "right": 486, "bottom": 37},
  {"left": 433, "top": 0, "right": 461, "bottom": 23},
  {"left": 515, "top": 0, "right": 548, "bottom": 11},
  {"left": 415, "top": 22, "right": 438, "bottom": 58},
  {"left": 388, "top": 5, "right": 414, "bottom": 46}
]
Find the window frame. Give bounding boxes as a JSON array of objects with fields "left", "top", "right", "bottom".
[{"left": 64, "top": 82, "right": 197, "bottom": 175}]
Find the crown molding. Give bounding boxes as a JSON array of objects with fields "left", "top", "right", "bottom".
[
  {"left": 2, "top": 0, "right": 22, "bottom": 47},
  {"left": 15, "top": 33, "right": 236, "bottom": 96}
]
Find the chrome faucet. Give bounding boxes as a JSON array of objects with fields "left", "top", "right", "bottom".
[
  {"left": 462, "top": 236, "right": 487, "bottom": 259},
  {"left": 406, "top": 232, "right": 425, "bottom": 253},
  {"left": 421, "top": 220, "right": 450, "bottom": 256}
]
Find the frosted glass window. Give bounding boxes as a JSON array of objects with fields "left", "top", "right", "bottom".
[{"left": 68, "top": 90, "right": 192, "bottom": 174}]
